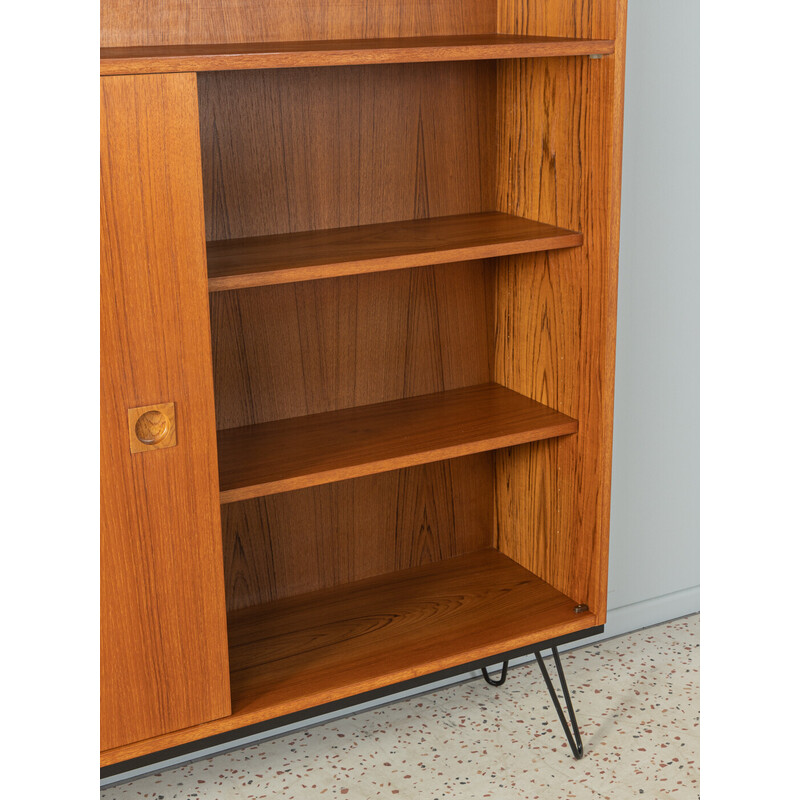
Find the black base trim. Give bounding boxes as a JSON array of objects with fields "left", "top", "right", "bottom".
[{"left": 101, "top": 624, "right": 604, "bottom": 780}]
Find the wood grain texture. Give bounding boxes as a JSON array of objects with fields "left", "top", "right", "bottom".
[
  {"left": 228, "top": 549, "right": 589, "bottom": 716},
  {"left": 595, "top": 0, "right": 629, "bottom": 620},
  {"left": 101, "top": 549, "right": 596, "bottom": 766},
  {"left": 207, "top": 212, "right": 582, "bottom": 291},
  {"left": 100, "top": 34, "right": 614, "bottom": 74},
  {"left": 198, "top": 62, "right": 496, "bottom": 241},
  {"left": 102, "top": 0, "right": 494, "bottom": 47},
  {"left": 217, "top": 383, "right": 577, "bottom": 503},
  {"left": 221, "top": 456, "right": 493, "bottom": 610},
  {"left": 492, "top": 0, "right": 627, "bottom": 618},
  {"left": 210, "top": 261, "right": 494, "bottom": 430},
  {"left": 100, "top": 73, "right": 231, "bottom": 752},
  {"left": 497, "top": 0, "right": 617, "bottom": 41}
]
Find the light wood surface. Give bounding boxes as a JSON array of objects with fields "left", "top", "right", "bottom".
[
  {"left": 101, "top": 548, "right": 596, "bottom": 766},
  {"left": 221, "top": 456, "right": 493, "bottom": 610},
  {"left": 207, "top": 212, "right": 581, "bottom": 291},
  {"left": 217, "top": 383, "right": 577, "bottom": 503},
  {"left": 210, "top": 261, "right": 494, "bottom": 430},
  {"left": 101, "top": 35, "right": 614, "bottom": 74},
  {"left": 127, "top": 402, "right": 176, "bottom": 453},
  {"left": 102, "top": 0, "right": 494, "bottom": 47},
  {"left": 228, "top": 549, "right": 590, "bottom": 716},
  {"left": 491, "top": 1, "right": 627, "bottom": 616},
  {"left": 198, "top": 63, "right": 496, "bottom": 241},
  {"left": 202, "top": 62, "right": 498, "bottom": 439},
  {"left": 498, "top": 0, "right": 618, "bottom": 40},
  {"left": 100, "top": 73, "right": 231, "bottom": 752},
  {"left": 212, "top": 258, "right": 499, "bottom": 610}
]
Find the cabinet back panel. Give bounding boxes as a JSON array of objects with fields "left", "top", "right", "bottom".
[
  {"left": 211, "top": 261, "right": 494, "bottom": 429},
  {"left": 102, "top": 0, "right": 495, "bottom": 47},
  {"left": 198, "top": 62, "right": 496, "bottom": 241},
  {"left": 222, "top": 455, "right": 494, "bottom": 610}
]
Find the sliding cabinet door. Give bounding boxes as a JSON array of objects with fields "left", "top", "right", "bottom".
[{"left": 101, "top": 73, "right": 230, "bottom": 752}]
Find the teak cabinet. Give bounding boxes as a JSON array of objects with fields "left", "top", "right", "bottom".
[{"left": 100, "top": 0, "right": 627, "bottom": 774}]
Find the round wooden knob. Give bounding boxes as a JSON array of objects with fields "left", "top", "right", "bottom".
[{"left": 134, "top": 410, "right": 171, "bottom": 445}]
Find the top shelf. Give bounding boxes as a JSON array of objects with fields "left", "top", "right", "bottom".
[{"left": 100, "top": 34, "right": 615, "bottom": 75}]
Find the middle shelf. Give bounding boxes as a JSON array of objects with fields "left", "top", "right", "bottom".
[
  {"left": 217, "top": 383, "right": 577, "bottom": 503},
  {"left": 207, "top": 212, "right": 582, "bottom": 291}
]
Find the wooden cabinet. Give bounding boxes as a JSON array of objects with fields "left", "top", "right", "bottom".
[{"left": 100, "top": 0, "right": 627, "bottom": 774}]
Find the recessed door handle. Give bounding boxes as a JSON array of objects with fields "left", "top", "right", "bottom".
[{"left": 128, "top": 402, "right": 177, "bottom": 453}]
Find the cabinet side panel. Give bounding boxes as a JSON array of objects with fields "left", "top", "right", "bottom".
[
  {"left": 101, "top": 0, "right": 496, "bottom": 47},
  {"left": 493, "top": 4, "right": 626, "bottom": 619},
  {"left": 101, "top": 73, "right": 231, "bottom": 752},
  {"left": 497, "top": 0, "right": 616, "bottom": 39}
]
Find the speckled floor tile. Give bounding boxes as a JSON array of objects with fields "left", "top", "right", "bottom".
[{"left": 102, "top": 614, "right": 699, "bottom": 799}]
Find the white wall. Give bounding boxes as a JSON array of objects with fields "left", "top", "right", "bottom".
[
  {"left": 603, "top": 0, "right": 700, "bottom": 635},
  {"left": 102, "top": 1, "right": 700, "bottom": 785}
]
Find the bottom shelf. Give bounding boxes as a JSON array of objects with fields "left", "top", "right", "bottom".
[
  {"left": 228, "top": 549, "right": 593, "bottom": 719},
  {"left": 101, "top": 549, "right": 596, "bottom": 766}
]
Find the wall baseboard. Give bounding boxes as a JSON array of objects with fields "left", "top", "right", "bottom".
[
  {"left": 561, "top": 585, "right": 700, "bottom": 651},
  {"left": 101, "top": 587, "right": 699, "bottom": 788},
  {"left": 609, "top": 586, "right": 699, "bottom": 637}
]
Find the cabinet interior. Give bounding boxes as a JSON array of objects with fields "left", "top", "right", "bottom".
[
  {"left": 100, "top": 0, "right": 622, "bottom": 764},
  {"left": 195, "top": 59, "right": 601, "bottom": 713}
]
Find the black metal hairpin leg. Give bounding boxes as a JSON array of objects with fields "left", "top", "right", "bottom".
[
  {"left": 481, "top": 661, "right": 508, "bottom": 686},
  {"left": 534, "top": 646, "right": 584, "bottom": 759}
]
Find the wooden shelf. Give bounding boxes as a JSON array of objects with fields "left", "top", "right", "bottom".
[
  {"left": 207, "top": 212, "right": 582, "bottom": 291},
  {"left": 100, "top": 34, "right": 615, "bottom": 75},
  {"left": 217, "top": 383, "right": 577, "bottom": 503},
  {"left": 228, "top": 549, "right": 594, "bottom": 722},
  {"left": 100, "top": 549, "right": 595, "bottom": 765}
]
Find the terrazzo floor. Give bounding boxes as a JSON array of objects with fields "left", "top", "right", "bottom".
[{"left": 102, "top": 614, "right": 699, "bottom": 799}]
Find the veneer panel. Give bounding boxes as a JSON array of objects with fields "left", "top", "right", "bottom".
[
  {"left": 101, "top": 34, "right": 614, "bottom": 73},
  {"left": 221, "top": 456, "right": 494, "bottom": 609},
  {"left": 217, "top": 383, "right": 577, "bottom": 503},
  {"left": 207, "top": 212, "right": 581, "bottom": 291},
  {"left": 100, "top": 73, "right": 231, "bottom": 751}
]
